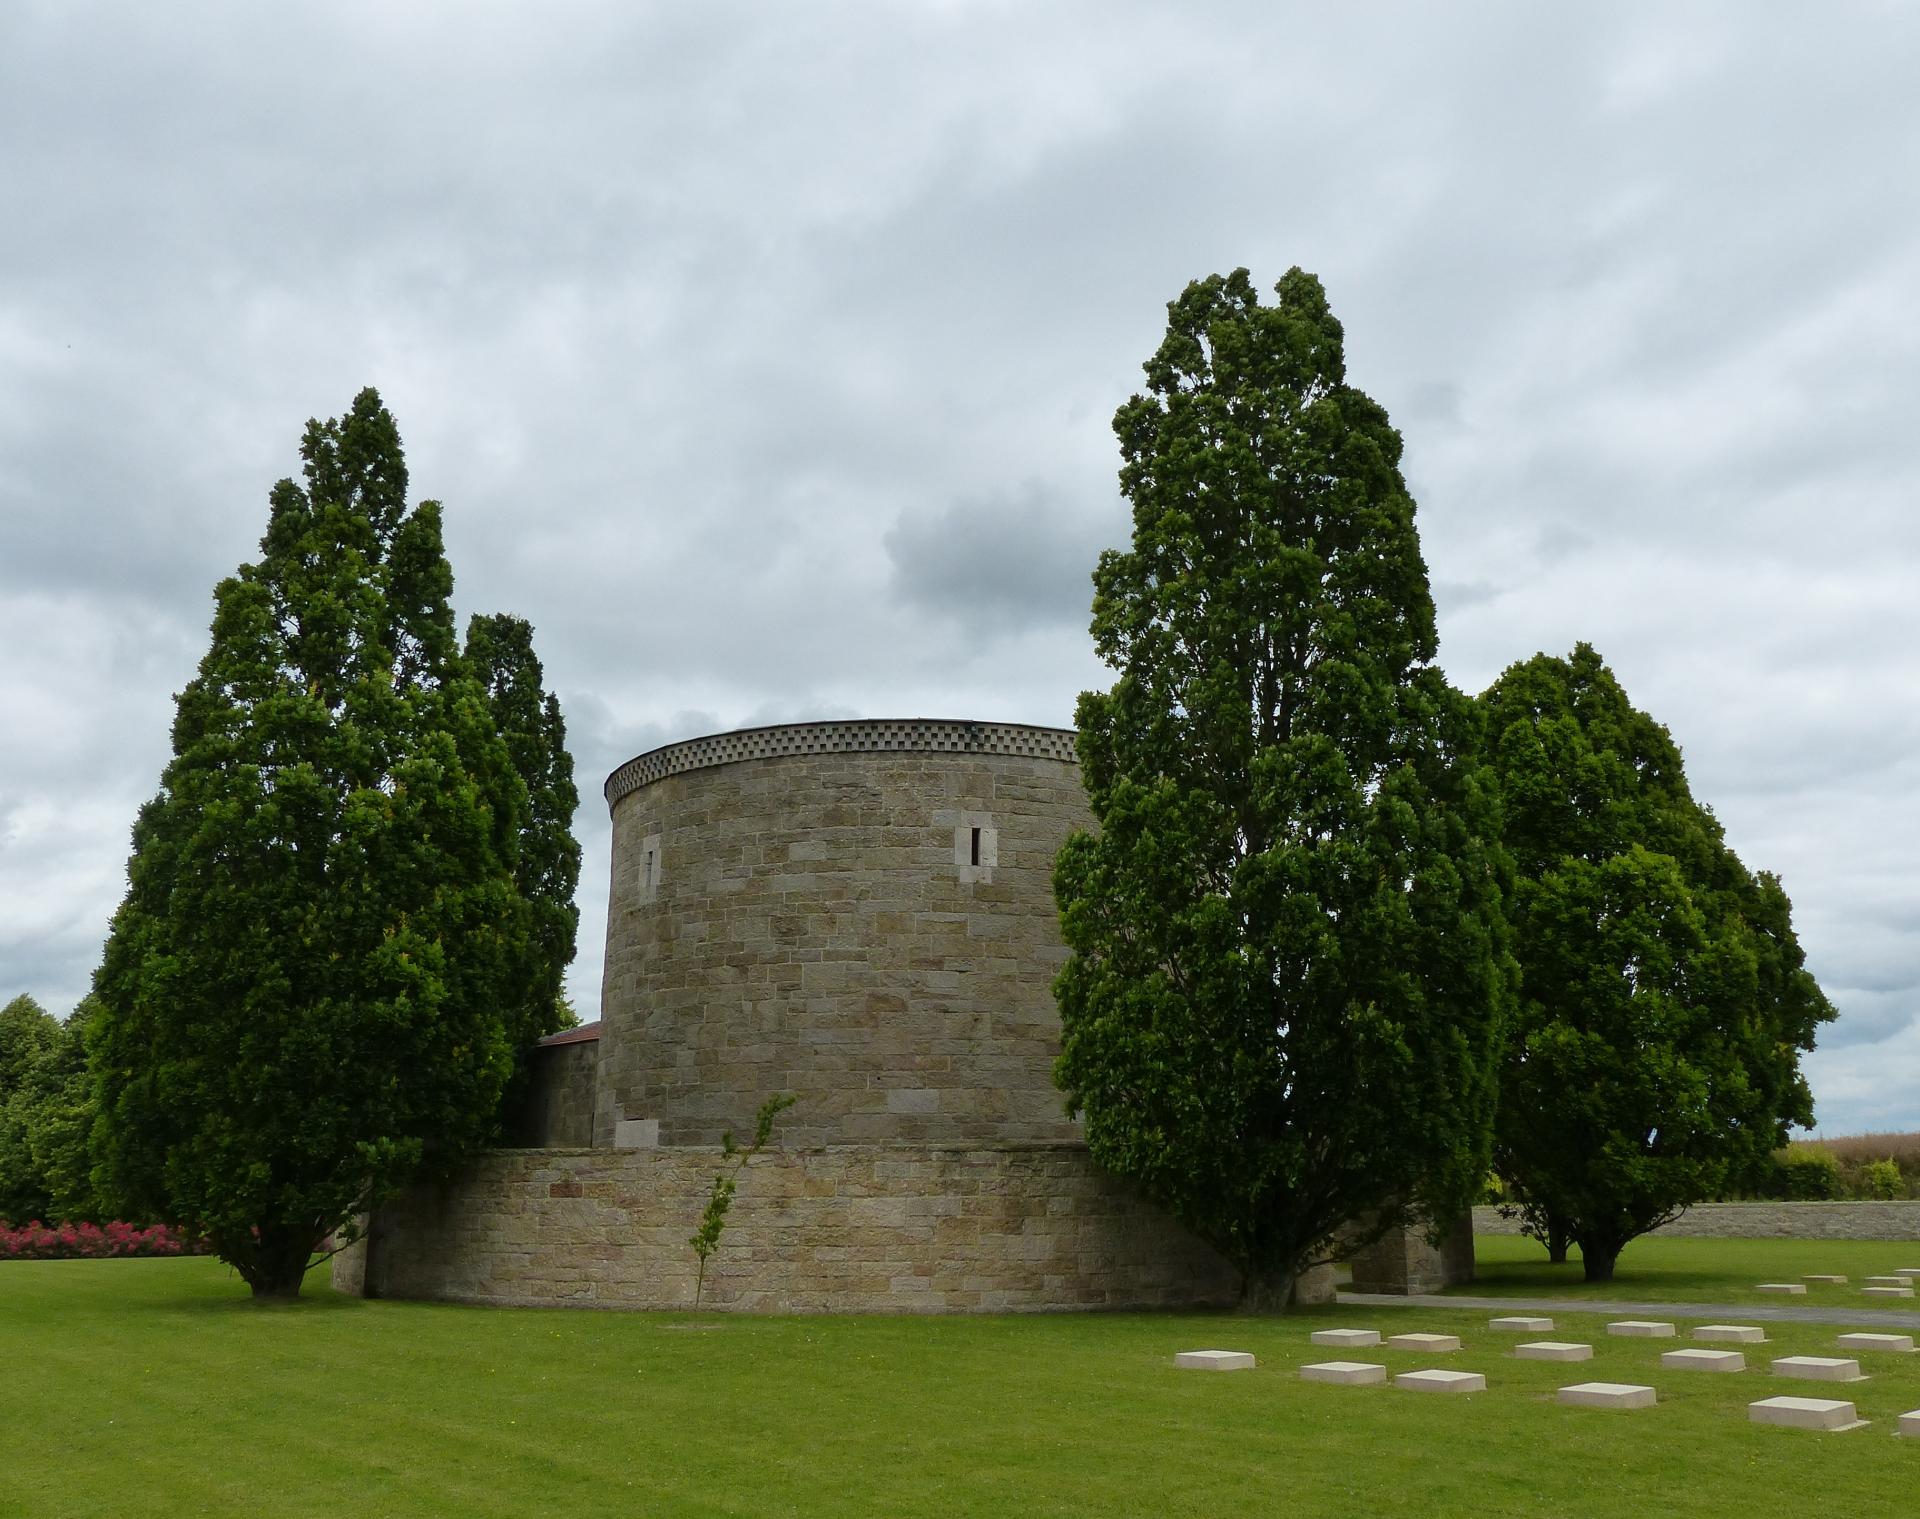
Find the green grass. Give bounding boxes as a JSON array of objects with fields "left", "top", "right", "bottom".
[
  {"left": 1462, "top": 1233, "right": 1920, "bottom": 1303},
  {"left": 6, "top": 1253, "right": 1919, "bottom": 1518}
]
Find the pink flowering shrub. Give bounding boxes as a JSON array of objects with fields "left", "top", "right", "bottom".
[{"left": 0, "top": 1220, "right": 210, "bottom": 1260}]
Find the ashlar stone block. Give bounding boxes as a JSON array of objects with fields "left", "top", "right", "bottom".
[
  {"left": 1175, "top": 1349, "right": 1255, "bottom": 1370},
  {"left": 1395, "top": 1369, "right": 1485, "bottom": 1393},
  {"left": 1662, "top": 1348, "right": 1745, "bottom": 1373},
  {"left": 1756, "top": 1282, "right": 1807, "bottom": 1295},
  {"left": 1558, "top": 1382, "right": 1656, "bottom": 1410},
  {"left": 1387, "top": 1332, "right": 1461, "bottom": 1352},
  {"left": 1515, "top": 1341, "right": 1592, "bottom": 1363},
  {"left": 1300, "top": 1361, "right": 1387, "bottom": 1385},
  {"left": 1694, "top": 1325, "right": 1767, "bottom": 1344},
  {"left": 1310, "top": 1328, "right": 1382, "bottom": 1349},
  {"left": 1862, "top": 1286, "right": 1915, "bottom": 1299},
  {"left": 1606, "top": 1321, "right": 1676, "bottom": 1338},
  {"left": 1748, "top": 1396, "right": 1867, "bottom": 1432},
  {"left": 1771, "top": 1356, "right": 1865, "bottom": 1382},
  {"left": 1835, "top": 1333, "right": 1915, "bottom": 1355},
  {"left": 1489, "top": 1316, "right": 1553, "bottom": 1332}
]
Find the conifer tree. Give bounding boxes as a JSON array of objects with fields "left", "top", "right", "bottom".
[
  {"left": 1481, "top": 644, "right": 1833, "bottom": 1280},
  {"left": 91, "top": 389, "right": 554, "bottom": 1298},
  {"left": 1054, "top": 269, "right": 1516, "bottom": 1308}
]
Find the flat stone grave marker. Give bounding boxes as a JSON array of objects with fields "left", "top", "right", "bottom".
[
  {"left": 1558, "top": 1382, "right": 1656, "bottom": 1410},
  {"left": 1310, "top": 1328, "right": 1381, "bottom": 1349},
  {"left": 1894, "top": 1267, "right": 1920, "bottom": 1277},
  {"left": 1756, "top": 1282, "right": 1807, "bottom": 1295},
  {"left": 1489, "top": 1315, "right": 1553, "bottom": 1332},
  {"left": 1803, "top": 1274, "right": 1848, "bottom": 1284},
  {"left": 1662, "top": 1348, "right": 1745, "bottom": 1373},
  {"left": 1862, "top": 1286, "right": 1915, "bottom": 1299},
  {"left": 1835, "top": 1333, "right": 1916, "bottom": 1355},
  {"left": 1864, "top": 1275, "right": 1911, "bottom": 1286},
  {"left": 1606, "top": 1321, "right": 1676, "bottom": 1338},
  {"left": 1771, "top": 1356, "right": 1865, "bottom": 1383},
  {"left": 1749, "top": 1396, "right": 1867, "bottom": 1432},
  {"left": 1395, "top": 1369, "right": 1485, "bottom": 1393},
  {"left": 1300, "top": 1361, "right": 1387, "bottom": 1386},
  {"left": 1174, "top": 1350, "right": 1255, "bottom": 1371},
  {"left": 1515, "top": 1341, "right": 1592, "bottom": 1363},
  {"left": 1695, "top": 1325, "right": 1766, "bottom": 1344},
  {"left": 1899, "top": 1409, "right": 1920, "bottom": 1438},
  {"left": 1387, "top": 1332, "right": 1461, "bottom": 1352}
]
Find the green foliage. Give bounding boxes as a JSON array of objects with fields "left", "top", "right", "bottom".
[
  {"left": 0, "top": 997, "right": 102, "bottom": 1224},
  {"left": 1053, "top": 267, "right": 1516, "bottom": 1307},
  {"left": 91, "top": 388, "right": 577, "bottom": 1299},
  {"left": 1480, "top": 645, "right": 1835, "bottom": 1280},
  {"left": 1858, "top": 1158, "right": 1905, "bottom": 1201},
  {"left": 1774, "top": 1147, "right": 1840, "bottom": 1200},
  {"left": 463, "top": 612, "right": 582, "bottom": 1051},
  {"left": 689, "top": 1093, "right": 795, "bottom": 1311}
]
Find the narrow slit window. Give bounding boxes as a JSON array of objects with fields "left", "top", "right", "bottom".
[{"left": 969, "top": 827, "right": 982, "bottom": 867}]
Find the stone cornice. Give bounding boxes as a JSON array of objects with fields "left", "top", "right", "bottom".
[{"left": 603, "top": 718, "right": 1079, "bottom": 805}]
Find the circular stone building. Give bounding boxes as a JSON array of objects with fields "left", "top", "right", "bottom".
[{"left": 594, "top": 718, "right": 1093, "bottom": 1151}]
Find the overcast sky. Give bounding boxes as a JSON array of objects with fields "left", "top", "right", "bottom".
[{"left": 3, "top": 2, "right": 1915, "bottom": 1135}]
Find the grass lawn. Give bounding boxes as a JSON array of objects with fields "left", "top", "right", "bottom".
[
  {"left": 1463, "top": 1232, "right": 1920, "bottom": 1304},
  {"left": 7, "top": 1253, "right": 1919, "bottom": 1518}
]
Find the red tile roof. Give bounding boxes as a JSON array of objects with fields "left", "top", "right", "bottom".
[{"left": 536, "top": 1020, "right": 601, "bottom": 1047}]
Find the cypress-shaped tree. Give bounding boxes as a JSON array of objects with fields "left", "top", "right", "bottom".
[
  {"left": 91, "top": 389, "right": 547, "bottom": 1298},
  {"left": 1054, "top": 269, "right": 1516, "bottom": 1308}
]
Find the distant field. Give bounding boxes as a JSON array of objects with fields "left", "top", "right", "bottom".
[
  {"left": 1795, "top": 1132, "right": 1920, "bottom": 1165},
  {"left": 1462, "top": 1232, "right": 1920, "bottom": 1304},
  {"left": 6, "top": 1254, "right": 1919, "bottom": 1518}
]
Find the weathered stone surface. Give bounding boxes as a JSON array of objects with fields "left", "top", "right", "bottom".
[
  {"left": 1474, "top": 1202, "right": 1920, "bottom": 1242},
  {"left": 1771, "top": 1356, "right": 1866, "bottom": 1382},
  {"left": 1175, "top": 1350, "right": 1255, "bottom": 1371},
  {"left": 1694, "top": 1325, "right": 1767, "bottom": 1344},
  {"left": 1898, "top": 1408, "right": 1920, "bottom": 1438},
  {"left": 596, "top": 727, "right": 1094, "bottom": 1150},
  {"left": 1311, "top": 1328, "right": 1382, "bottom": 1348},
  {"left": 1835, "top": 1333, "right": 1915, "bottom": 1355},
  {"left": 1489, "top": 1316, "right": 1553, "bottom": 1332},
  {"left": 1862, "top": 1286, "right": 1915, "bottom": 1299},
  {"left": 1515, "top": 1342, "right": 1592, "bottom": 1362},
  {"left": 1395, "top": 1369, "right": 1485, "bottom": 1393},
  {"left": 1606, "top": 1321, "right": 1676, "bottom": 1338},
  {"left": 1558, "top": 1382, "right": 1656, "bottom": 1409},
  {"left": 1756, "top": 1282, "right": 1807, "bottom": 1295},
  {"left": 507, "top": 1033, "right": 600, "bottom": 1148},
  {"left": 1300, "top": 1361, "right": 1386, "bottom": 1385},
  {"left": 1749, "top": 1396, "right": 1866, "bottom": 1431},
  {"left": 1804, "top": 1274, "right": 1848, "bottom": 1284},
  {"left": 1346, "top": 1212, "right": 1475, "bottom": 1295},
  {"left": 1864, "top": 1275, "right": 1911, "bottom": 1286},
  {"left": 1387, "top": 1333, "right": 1461, "bottom": 1352},
  {"left": 1661, "top": 1348, "right": 1745, "bottom": 1373},
  {"left": 333, "top": 1143, "right": 1241, "bottom": 1313}
]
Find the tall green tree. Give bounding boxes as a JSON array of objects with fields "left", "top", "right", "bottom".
[
  {"left": 1481, "top": 644, "right": 1833, "bottom": 1280},
  {"left": 91, "top": 388, "right": 555, "bottom": 1298},
  {"left": 0, "top": 995, "right": 60, "bottom": 1221},
  {"left": 0, "top": 994, "right": 57, "bottom": 1100},
  {"left": 0, "top": 995, "right": 101, "bottom": 1223},
  {"left": 463, "top": 612, "right": 581, "bottom": 1050},
  {"left": 1054, "top": 268, "right": 1516, "bottom": 1309}
]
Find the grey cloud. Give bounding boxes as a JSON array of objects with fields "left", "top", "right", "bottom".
[{"left": 884, "top": 483, "right": 1117, "bottom": 638}]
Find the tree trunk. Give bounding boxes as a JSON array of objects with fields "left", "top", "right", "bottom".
[
  {"left": 1581, "top": 1243, "right": 1620, "bottom": 1283},
  {"left": 1238, "top": 1269, "right": 1298, "bottom": 1314},
  {"left": 235, "top": 1225, "right": 315, "bottom": 1300},
  {"left": 1546, "top": 1220, "right": 1570, "bottom": 1265}
]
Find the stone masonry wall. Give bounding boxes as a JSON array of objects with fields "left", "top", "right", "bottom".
[
  {"left": 507, "top": 1036, "right": 599, "bottom": 1149},
  {"left": 1473, "top": 1201, "right": 1920, "bottom": 1241},
  {"left": 596, "top": 723, "right": 1094, "bottom": 1150},
  {"left": 335, "top": 1143, "right": 1241, "bottom": 1313}
]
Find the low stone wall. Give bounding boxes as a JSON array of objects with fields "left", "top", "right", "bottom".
[
  {"left": 507, "top": 1037, "right": 598, "bottom": 1148},
  {"left": 1473, "top": 1202, "right": 1920, "bottom": 1242},
  {"left": 336, "top": 1142, "right": 1241, "bottom": 1313}
]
